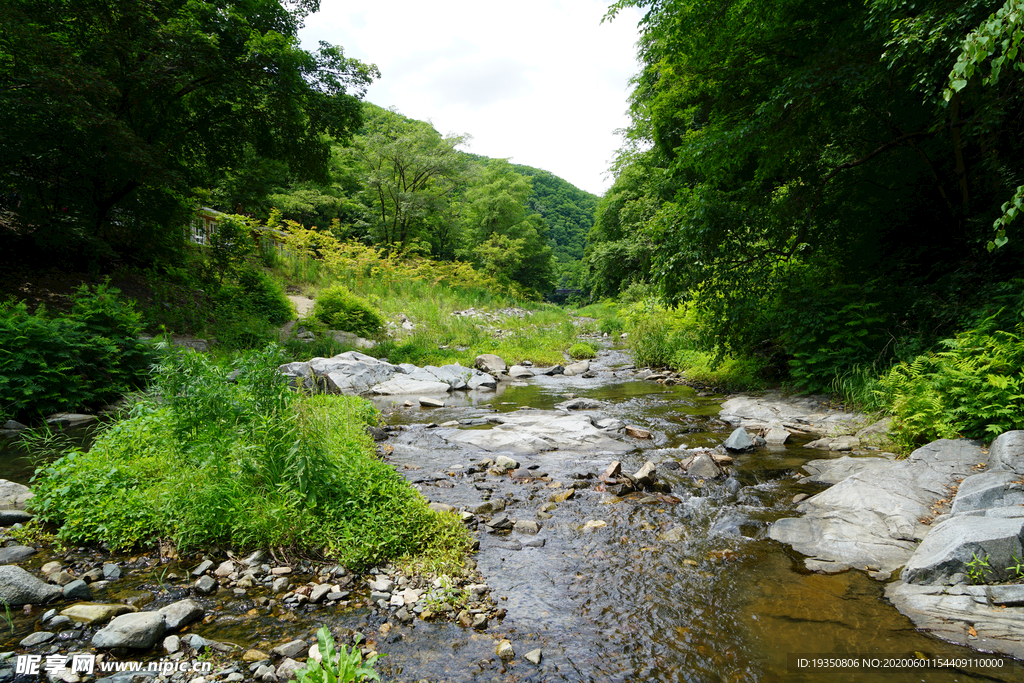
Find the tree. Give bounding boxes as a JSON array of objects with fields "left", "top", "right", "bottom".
[
  {"left": 0, "top": 0, "right": 377, "bottom": 265},
  {"left": 353, "top": 105, "right": 469, "bottom": 255}
]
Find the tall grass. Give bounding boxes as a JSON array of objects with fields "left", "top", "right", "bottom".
[{"left": 28, "top": 345, "right": 469, "bottom": 569}]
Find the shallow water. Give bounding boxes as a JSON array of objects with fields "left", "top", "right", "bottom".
[{"left": 3, "top": 351, "right": 1021, "bottom": 682}]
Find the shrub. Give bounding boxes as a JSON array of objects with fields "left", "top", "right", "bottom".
[
  {"left": 312, "top": 285, "right": 384, "bottom": 338},
  {"left": 568, "top": 342, "right": 597, "bottom": 359},
  {"left": 0, "top": 283, "right": 154, "bottom": 422},
  {"left": 231, "top": 267, "right": 293, "bottom": 325},
  {"left": 28, "top": 345, "right": 468, "bottom": 568}
]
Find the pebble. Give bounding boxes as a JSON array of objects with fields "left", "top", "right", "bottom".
[
  {"left": 525, "top": 648, "right": 543, "bottom": 664},
  {"left": 496, "top": 639, "right": 515, "bottom": 660}
]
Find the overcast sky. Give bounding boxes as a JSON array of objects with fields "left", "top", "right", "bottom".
[{"left": 298, "top": 1, "right": 644, "bottom": 197}]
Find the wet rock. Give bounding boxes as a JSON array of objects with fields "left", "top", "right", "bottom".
[
  {"left": 723, "top": 428, "right": 754, "bottom": 452},
  {"left": 720, "top": 393, "right": 870, "bottom": 436},
  {"left": 0, "top": 545, "right": 35, "bottom": 563},
  {"left": 583, "top": 520, "right": 607, "bottom": 530},
  {"left": 471, "top": 613, "right": 488, "bottom": 629},
  {"left": 550, "top": 489, "right": 575, "bottom": 503},
  {"left": 514, "top": 520, "right": 540, "bottom": 534},
  {"left": 20, "top": 631, "right": 55, "bottom": 647},
  {"left": 243, "top": 649, "right": 271, "bottom": 662},
  {"left": 0, "top": 565, "right": 62, "bottom": 605},
  {"left": 92, "top": 612, "right": 166, "bottom": 649},
  {"left": 0, "top": 510, "right": 32, "bottom": 526},
  {"left": 625, "top": 425, "right": 651, "bottom": 439},
  {"left": 496, "top": 639, "right": 515, "bottom": 660},
  {"left": 474, "top": 354, "right": 507, "bottom": 374},
  {"left": 213, "top": 560, "right": 235, "bottom": 578},
  {"left": 562, "top": 361, "right": 590, "bottom": 376},
  {"left": 272, "top": 577, "right": 290, "bottom": 593},
  {"left": 495, "top": 540, "right": 523, "bottom": 551},
  {"left": 418, "top": 396, "right": 445, "bottom": 408},
  {"left": 158, "top": 599, "right": 204, "bottom": 630},
  {"left": 102, "top": 563, "right": 121, "bottom": 580},
  {"left": 599, "top": 461, "right": 622, "bottom": 482},
  {"left": 634, "top": 461, "right": 657, "bottom": 488},
  {"left": 276, "top": 658, "right": 304, "bottom": 681},
  {"left": 902, "top": 515, "right": 1024, "bottom": 585},
  {"left": 0, "top": 480, "right": 33, "bottom": 510},
  {"left": 272, "top": 640, "right": 307, "bottom": 659},
  {"left": 657, "top": 526, "right": 687, "bottom": 543},
  {"left": 494, "top": 455, "right": 519, "bottom": 471},
  {"left": 508, "top": 365, "right": 535, "bottom": 378},
  {"left": 798, "top": 455, "right": 894, "bottom": 485},
  {"left": 525, "top": 648, "right": 543, "bottom": 664},
  {"left": 194, "top": 575, "right": 217, "bottom": 595},
  {"left": 60, "top": 604, "right": 133, "bottom": 625},
  {"left": 61, "top": 580, "right": 90, "bottom": 601},
  {"left": 489, "top": 514, "right": 514, "bottom": 531},
  {"left": 683, "top": 454, "right": 723, "bottom": 479},
  {"left": 792, "top": 493, "right": 809, "bottom": 504}
]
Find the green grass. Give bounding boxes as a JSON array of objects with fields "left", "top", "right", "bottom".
[{"left": 28, "top": 345, "right": 469, "bottom": 570}]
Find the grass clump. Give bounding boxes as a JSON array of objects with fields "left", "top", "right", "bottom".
[
  {"left": 28, "top": 345, "right": 469, "bottom": 570},
  {"left": 568, "top": 342, "right": 597, "bottom": 359},
  {"left": 312, "top": 285, "right": 384, "bottom": 338}
]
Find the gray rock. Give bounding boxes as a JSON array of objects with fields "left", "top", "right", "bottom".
[
  {"left": 901, "top": 515, "right": 1024, "bottom": 585},
  {"left": 562, "top": 360, "right": 590, "bottom": 376},
  {"left": 102, "top": 563, "right": 121, "bottom": 580},
  {"left": 533, "top": 365, "right": 564, "bottom": 376},
  {"left": 272, "top": 640, "right": 307, "bottom": 659},
  {"left": 466, "top": 371, "right": 498, "bottom": 390},
  {"left": 829, "top": 435, "right": 861, "bottom": 451},
  {"left": 684, "top": 454, "right": 723, "bottom": 479},
  {"left": 595, "top": 417, "right": 625, "bottom": 431},
  {"left": 798, "top": 456, "right": 894, "bottom": 485},
  {"left": 276, "top": 658, "right": 304, "bottom": 681},
  {"left": 44, "top": 413, "right": 98, "bottom": 429},
  {"left": 634, "top": 461, "right": 657, "bottom": 487},
  {"left": 887, "top": 582, "right": 1024, "bottom": 659},
  {"left": 417, "top": 396, "right": 446, "bottom": 408},
  {"left": 158, "top": 599, "right": 204, "bottom": 630},
  {"left": 494, "top": 455, "right": 519, "bottom": 471},
  {"left": 194, "top": 575, "right": 217, "bottom": 595},
  {"left": 61, "top": 579, "right": 90, "bottom": 600},
  {"left": 92, "top": 612, "right": 166, "bottom": 649},
  {"left": 368, "top": 577, "right": 394, "bottom": 593},
  {"left": 2, "top": 420, "right": 28, "bottom": 431},
  {"left": 309, "top": 584, "right": 332, "bottom": 604},
  {"left": 525, "top": 648, "right": 543, "bottom": 664},
  {"left": 490, "top": 514, "right": 514, "bottom": 531},
  {"left": 213, "top": 560, "right": 235, "bottom": 577},
  {"left": 438, "top": 412, "right": 633, "bottom": 454},
  {"left": 950, "top": 470, "right": 1024, "bottom": 515},
  {"left": 508, "top": 365, "right": 535, "bottom": 378},
  {"left": 20, "top": 631, "right": 55, "bottom": 647},
  {"left": 514, "top": 520, "right": 540, "bottom": 534},
  {"left": 191, "top": 559, "right": 214, "bottom": 576},
  {"left": 989, "top": 584, "right": 1024, "bottom": 606},
  {"left": 989, "top": 430, "right": 1024, "bottom": 474},
  {"left": 371, "top": 375, "right": 451, "bottom": 395},
  {"left": 0, "top": 545, "right": 35, "bottom": 563},
  {"left": 720, "top": 393, "right": 870, "bottom": 436},
  {"left": 0, "top": 565, "right": 62, "bottom": 605},
  {"left": 0, "top": 479, "right": 33, "bottom": 509},
  {"left": 764, "top": 422, "right": 791, "bottom": 445},
  {"left": 556, "top": 397, "right": 605, "bottom": 411},
  {"left": 0, "top": 510, "right": 32, "bottom": 526},
  {"left": 723, "top": 428, "right": 754, "bottom": 452},
  {"left": 474, "top": 354, "right": 507, "bottom": 374},
  {"left": 272, "top": 577, "right": 290, "bottom": 593}
]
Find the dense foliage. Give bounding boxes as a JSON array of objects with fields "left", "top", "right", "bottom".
[
  {"left": 593, "top": 0, "right": 1024, "bottom": 393},
  {"left": 29, "top": 346, "right": 469, "bottom": 567},
  {"left": 312, "top": 285, "right": 385, "bottom": 338},
  {"left": 0, "top": 283, "right": 154, "bottom": 422}
]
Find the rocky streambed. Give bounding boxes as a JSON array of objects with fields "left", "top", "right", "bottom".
[{"left": 2, "top": 350, "right": 1023, "bottom": 682}]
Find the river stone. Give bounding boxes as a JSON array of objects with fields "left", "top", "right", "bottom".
[
  {"left": 770, "top": 438, "right": 988, "bottom": 573},
  {"left": 657, "top": 526, "right": 687, "bottom": 543},
  {"left": 496, "top": 639, "right": 514, "bottom": 660},
  {"left": 60, "top": 603, "right": 133, "bottom": 625},
  {"left": 272, "top": 640, "right": 307, "bottom": 659},
  {"left": 102, "top": 563, "right": 121, "bottom": 580},
  {"left": 467, "top": 371, "right": 498, "bottom": 390},
  {"left": 0, "top": 510, "right": 32, "bottom": 526},
  {"left": 723, "top": 428, "right": 754, "bottom": 452},
  {"left": 562, "top": 360, "right": 590, "bottom": 376},
  {"left": 494, "top": 455, "right": 519, "bottom": 471},
  {"left": 191, "top": 559, "right": 214, "bottom": 576},
  {"left": 371, "top": 376, "right": 451, "bottom": 395},
  {"left": 438, "top": 412, "right": 633, "bottom": 454},
  {"left": 0, "top": 565, "right": 61, "bottom": 605},
  {"left": 243, "top": 649, "right": 271, "bottom": 662},
  {"left": 276, "top": 658, "right": 304, "bottom": 681},
  {"left": 829, "top": 435, "right": 861, "bottom": 451},
  {"left": 634, "top": 461, "right": 657, "bottom": 487},
  {"left": 20, "top": 631, "right": 55, "bottom": 647},
  {"left": 164, "top": 635, "right": 181, "bottom": 654},
  {"left": 950, "top": 470, "right": 1024, "bottom": 515},
  {"left": 533, "top": 365, "right": 564, "bottom": 376},
  {"left": 0, "top": 545, "right": 35, "bottom": 563},
  {"left": 684, "top": 454, "right": 723, "bottom": 479},
  {"left": 194, "top": 575, "right": 216, "bottom": 594},
  {"left": 886, "top": 582, "right": 1024, "bottom": 659},
  {"left": 719, "top": 393, "right": 870, "bottom": 436},
  {"left": 61, "top": 580, "right": 90, "bottom": 601},
  {"left": 764, "top": 426, "right": 790, "bottom": 445},
  {"left": 901, "top": 515, "right": 1024, "bottom": 585},
  {"left": 798, "top": 456, "right": 894, "bottom": 485},
  {"left": 514, "top": 520, "right": 540, "bottom": 534},
  {"left": 0, "top": 479, "right": 33, "bottom": 509},
  {"left": 525, "top": 648, "right": 543, "bottom": 664},
  {"left": 158, "top": 599, "right": 204, "bottom": 630},
  {"left": 92, "top": 612, "right": 166, "bottom": 649},
  {"left": 309, "top": 584, "right": 332, "bottom": 603},
  {"left": 475, "top": 354, "right": 507, "bottom": 374},
  {"left": 989, "top": 430, "right": 1024, "bottom": 474},
  {"left": 508, "top": 365, "right": 535, "bottom": 378},
  {"left": 44, "top": 413, "right": 98, "bottom": 429},
  {"left": 418, "top": 396, "right": 445, "bottom": 408}
]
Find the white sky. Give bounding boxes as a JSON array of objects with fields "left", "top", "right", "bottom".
[{"left": 298, "top": 1, "right": 644, "bottom": 197}]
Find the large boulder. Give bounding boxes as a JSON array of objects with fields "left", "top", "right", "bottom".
[
  {"left": 769, "top": 438, "right": 988, "bottom": 573},
  {"left": 92, "top": 612, "right": 166, "bottom": 649},
  {"left": 438, "top": 412, "right": 634, "bottom": 454},
  {"left": 901, "top": 515, "right": 1024, "bottom": 585},
  {"left": 562, "top": 361, "right": 590, "bottom": 376},
  {"left": 157, "top": 599, "right": 204, "bottom": 631},
  {"left": 0, "top": 479, "right": 33, "bottom": 509},
  {"left": 0, "top": 565, "right": 62, "bottom": 605},
  {"left": 989, "top": 430, "right": 1024, "bottom": 474},
  {"left": 720, "top": 392, "right": 870, "bottom": 436},
  {"left": 722, "top": 428, "right": 754, "bottom": 452},
  {"left": 370, "top": 376, "right": 451, "bottom": 396},
  {"left": 950, "top": 470, "right": 1024, "bottom": 515}
]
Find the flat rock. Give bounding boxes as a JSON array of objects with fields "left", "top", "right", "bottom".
[
  {"left": 886, "top": 582, "right": 1024, "bottom": 660},
  {"left": 20, "top": 631, "right": 55, "bottom": 647},
  {"left": 0, "top": 565, "right": 62, "bottom": 605},
  {"left": 950, "top": 470, "right": 1024, "bottom": 515},
  {"left": 438, "top": 412, "right": 633, "bottom": 454},
  {"left": 418, "top": 396, "right": 445, "bottom": 408},
  {"left": 474, "top": 354, "right": 507, "bottom": 374},
  {"left": 720, "top": 392, "right": 870, "bottom": 435},
  {"left": 508, "top": 365, "right": 535, "bottom": 378},
  {"left": 371, "top": 376, "right": 451, "bottom": 395},
  {"left": 901, "top": 515, "right": 1024, "bottom": 585},
  {"left": 44, "top": 413, "right": 98, "bottom": 429},
  {"left": 798, "top": 456, "right": 894, "bottom": 485},
  {"left": 556, "top": 397, "right": 605, "bottom": 411},
  {"left": 562, "top": 360, "right": 590, "bottom": 376},
  {"left": 92, "top": 612, "right": 166, "bottom": 649},
  {"left": 0, "top": 545, "right": 35, "bottom": 563},
  {"left": 158, "top": 599, "right": 204, "bottom": 630},
  {"left": 770, "top": 438, "right": 988, "bottom": 573},
  {"left": 61, "top": 603, "right": 134, "bottom": 625}
]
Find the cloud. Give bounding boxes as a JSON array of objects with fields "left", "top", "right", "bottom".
[{"left": 300, "top": 0, "right": 642, "bottom": 195}]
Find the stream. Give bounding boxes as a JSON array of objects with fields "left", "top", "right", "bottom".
[{"left": 2, "top": 348, "right": 1022, "bottom": 682}]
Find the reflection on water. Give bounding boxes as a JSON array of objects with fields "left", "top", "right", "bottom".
[{"left": 3, "top": 351, "right": 1021, "bottom": 682}]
